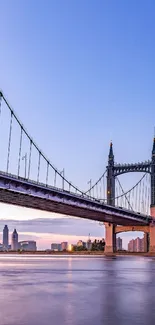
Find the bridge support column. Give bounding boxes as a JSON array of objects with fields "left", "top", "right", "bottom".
[
  {"left": 144, "top": 233, "right": 149, "bottom": 253},
  {"left": 149, "top": 226, "right": 155, "bottom": 253},
  {"left": 149, "top": 207, "right": 155, "bottom": 253},
  {"left": 104, "top": 223, "right": 116, "bottom": 254}
]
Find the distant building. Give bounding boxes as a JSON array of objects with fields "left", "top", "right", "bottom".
[
  {"left": 83, "top": 242, "right": 87, "bottom": 249},
  {"left": 3, "top": 225, "right": 9, "bottom": 250},
  {"left": 128, "top": 237, "right": 144, "bottom": 252},
  {"left": 51, "top": 243, "right": 58, "bottom": 251},
  {"left": 128, "top": 239, "right": 135, "bottom": 252},
  {"left": 116, "top": 237, "right": 122, "bottom": 251},
  {"left": 67, "top": 244, "right": 73, "bottom": 252},
  {"left": 11, "top": 229, "right": 18, "bottom": 250},
  {"left": 19, "top": 241, "right": 37, "bottom": 251},
  {"left": 0, "top": 243, "right": 3, "bottom": 251},
  {"left": 51, "top": 243, "right": 61, "bottom": 251},
  {"left": 77, "top": 240, "right": 83, "bottom": 247},
  {"left": 76, "top": 240, "right": 87, "bottom": 250},
  {"left": 61, "top": 242, "right": 68, "bottom": 251},
  {"left": 135, "top": 237, "right": 144, "bottom": 252},
  {"left": 86, "top": 239, "right": 92, "bottom": 250}
]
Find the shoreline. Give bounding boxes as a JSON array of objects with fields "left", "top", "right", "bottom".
[
  {"left": 0, "top": 251, "right": 155, "bottom": 257},
  {"left": 0, "top": 251, "right": 105, "bottom": 256}
]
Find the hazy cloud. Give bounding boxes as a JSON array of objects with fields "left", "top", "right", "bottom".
[{"left": 0, "top": 217, "right": 103, "bottom": 237}]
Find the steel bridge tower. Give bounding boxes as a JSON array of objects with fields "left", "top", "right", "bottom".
[
  {"left": 105, "top": 138, "right": 155, "bottom": 254},
  {"left": 107, "top": 142, "right": 115, "bottom": 206}
]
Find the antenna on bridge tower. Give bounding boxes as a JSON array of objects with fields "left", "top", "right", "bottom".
[{"left": 109, "top": 141, "right": 114, "bottom": 158}]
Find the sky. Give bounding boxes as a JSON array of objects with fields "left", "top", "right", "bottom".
[{"left": 0, "top": 0, "right": 155, "bottom": 249}]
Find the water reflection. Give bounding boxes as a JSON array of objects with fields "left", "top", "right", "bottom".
[{"left": 0, "top": 255, "right": 155, "bottom": 324}]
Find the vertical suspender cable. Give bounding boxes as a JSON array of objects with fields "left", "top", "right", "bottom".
[
  {"left": 96, "top": 184, "right": 98, "bottom": 199},
  {"left": 116, "top": 179, "right": 118, "bottom": 206},
  {"left": 18, "top": 127, "right": 23, "bottom": 176},
  {"left": 102, "top": 177, "right": 104, "bottom": 200},
  {"left": 117, "top": 180, "right": 120, "bottom": 207},
  {"left": 100, "top": 180, "right": 102, "bottom": 200},
  {"left": 138, "top": 181, "right": 141, "bottom": 212},
  {"left": 62, "top": 176, "right": 64, "bottom": 190},
  {"left": 116, "top": 183, "right": 118, "bottom": 206},
  {"left": 120, "top": 191, "right": 123, "bottom": 208},
  {"left": 92, "top": 186, "right": 94, "bottom": 199},
  {"left": 7, "top": 111, "right": 13, "bottom": 173},
  {"left": 144, "top": 174, "right": 148, "bottom": 214},
  {"left": 119, "top": 180, "right": 122, "bottom": 206},
  {"left": 135, "top": 184, "right": 138, "bottom": 211},
  {"left": 28, "top": 140, "right": 32, "bottom": 180},
  {"left": 142, "top": 177, "right": 145, "bottom": 214},
  {"left": 54, "top": 170, "right": 57, "bottom": 187},
  {"left": 128, "top": 192, "right": 130, "bottom": 210},
  {"left": 123, "top": 196, "right": 125, "bottom": 209},
  {"left": 37, "top": 152, "right": 41, "bottom": 182},
  {"left": 147, "top": 177, "right": 151, "bottom": 215},
  {"left": 46, "top": 161, "right": 49, "bottom": 185},
  {"left": 132, "top": 188, "right": 134, "bottom": 211}
]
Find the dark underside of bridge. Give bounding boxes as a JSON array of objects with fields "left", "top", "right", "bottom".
[{"left": 0, "top": 188, "right": 147, "bottom": 226}]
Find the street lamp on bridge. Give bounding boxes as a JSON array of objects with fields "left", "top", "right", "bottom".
[
  {"left": 88, "top": 179, "right": 92, "bottom": 197},
  {"left": 22, "top": 153, "right": 27, "bottom": 179},
  {"left": 61, "top": 168, "right": 65, "bottom": 190}
]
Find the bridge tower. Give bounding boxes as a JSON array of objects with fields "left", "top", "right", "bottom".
[
  {"left": 149, "top": 137, "right": 155, "bottom": 252},
  {"left": 104, "top": 142, "right": 116, "bottom": 254},
  {"left": 104, "top": 137, "right": 155, "bottom": 254},
  {"left": 107, "top": 142, "right": 115, "bottom": 206}
]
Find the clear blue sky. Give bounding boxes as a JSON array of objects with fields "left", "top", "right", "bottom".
[{"left": 0, "top": 0, "right": 155, "bottom": 248}]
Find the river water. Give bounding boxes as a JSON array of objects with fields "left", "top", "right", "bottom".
[{"left": 0, "top": 255, "right": 155, "bottom": 325}]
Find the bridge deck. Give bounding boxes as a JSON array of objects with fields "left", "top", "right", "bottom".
[{"left": 0, "top": 171, "right": 151, "bottom": 226}]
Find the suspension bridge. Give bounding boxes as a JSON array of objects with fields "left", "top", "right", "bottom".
[{"left": 0, "top": 91, "right": 155, "bottom": 253}]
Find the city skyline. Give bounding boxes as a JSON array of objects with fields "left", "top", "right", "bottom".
[
  {"left": 0, "top": 222, "right": 148, "bottom": 252},
  {"left": 0, "top": 216, "right": 145, "bottom": 250},
  {"left": 0, "top": 219, "right": 104, "bottom": 250},
  {"left": 0, "top": 223, "right": 104, "bottom": 251}
]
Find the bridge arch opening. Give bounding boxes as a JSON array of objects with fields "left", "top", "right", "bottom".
[{"left": 116, "top": 230, "right": 149, "bottom": 253}]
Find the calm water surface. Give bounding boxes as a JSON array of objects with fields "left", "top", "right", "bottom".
[{"left": 0, "top": 255, "right": 155, "bottom": 325}]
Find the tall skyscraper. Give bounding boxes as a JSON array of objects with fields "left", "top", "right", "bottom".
[
  {"left": 86, "top": 233, "right": 92, "bottom": 250},
  {"left": 3, "top": 225, "right": 9, "bottom": 249},
  {"left": 116, "top": 237, "right": 122, "bottom": 251},
  {"left": 128, "top": 239, "right": 136, "bottom": 252},
  {"left": 11, "top": 229, "right": 18, "bottom": 250},
  {"left": 86, "top": 239, "right": 92, "bottom": 250}
]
